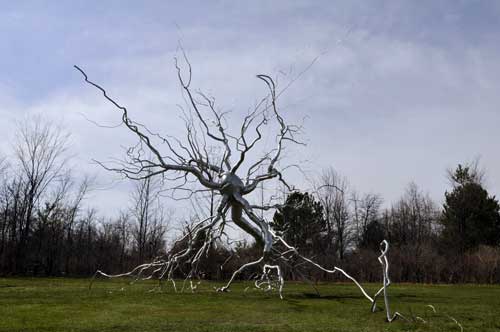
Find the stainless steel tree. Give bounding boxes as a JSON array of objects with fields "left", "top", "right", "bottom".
[{"left": 75, "top": 56, "right": 400, "bottom": 321}]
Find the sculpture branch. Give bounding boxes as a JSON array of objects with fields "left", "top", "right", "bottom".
[{"left": 76, "top": 59, "right": 400, "bottom": 323}]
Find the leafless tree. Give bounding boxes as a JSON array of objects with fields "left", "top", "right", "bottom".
[
  {"left": 12, "top": 116, "right": 70, "bottom": 272},
  {"left": 129, "top": 174, "right": 170, "bottom": 264},
  {"left": 63, "top": 175, "right": 92, "bottom": 274},
  {"left": 387, "top": 182, "right": 438, "bottom": 246},
  {"left": 0, "top": 158, "right": 12, "bottom": 268},
  {"left": 130, "top": 175, "right": 155, "bottom": 264},
  {"left": 75, "top": 55, "right": 400, "bottom": 320},
  {"left": 315, "top": 167, "right": 352, "bottom": 260},
  {"left": 382, "top": 183, "right": 440, "bottom": 282},
  {"left": 351, "top": 192, "right": 383, "bottom": 247}
]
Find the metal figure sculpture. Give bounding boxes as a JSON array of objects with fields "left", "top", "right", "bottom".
[{"left": 75, "top": 58, "right": 400, "bottom": 321}]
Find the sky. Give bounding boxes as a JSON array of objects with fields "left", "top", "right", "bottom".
[{"left": 1, "top": 0, "right": 500, "bottom": 221}]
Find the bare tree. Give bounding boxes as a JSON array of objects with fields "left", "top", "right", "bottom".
[
  {"left": 0, "top": 174, "right": 27, "bottom": 272},
  {"left": 75, "top": 56, "right": 400, "bottom": 320},
  {"left": 0, "top": 157, "right": 12, "bottom": 269},
  {"left": 381, "top": 183, "right": 440, "bottom": 283},
  {"left": 387, "top": 182, "right": 437, "bottom": 246},
  {"left": 315, "top": 167, "right": 351, "bottom": 260},
  {"left": 130, "top": 175, "right": 154, "bottom": 264},
  {"left": 74, "top": 208, "right": 98, "bottom": 274},
  {"left": 63, "top": 174, "right": 92, "bottom": 274},
  {"left": 351, "top": 192, "right": 383, "bottom": 248},
  {"left": 129, "top": 174, "right": 169, "bottom": 264},
  {"left": 13, "top": 116, "right": 70, "bottom": 272},
  {"left": 115, "top": 211, "right": 131, "bottom": 271}
]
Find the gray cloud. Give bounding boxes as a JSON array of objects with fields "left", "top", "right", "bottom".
[{"left": 1, "top": 1, "right": 499, "bottom": 218}]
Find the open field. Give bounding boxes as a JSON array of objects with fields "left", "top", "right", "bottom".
[{"left": 0, "top": 278, "right": 499, "bottom": 332}]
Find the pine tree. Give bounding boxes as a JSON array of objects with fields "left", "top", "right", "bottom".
[
  {"left": 441, "top": 164, "right": 500, "bottom": 252},
  {"left": 272, "top": 192, "right": 326, "bottom": 256}
]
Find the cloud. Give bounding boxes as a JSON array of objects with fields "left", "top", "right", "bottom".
[{"left": 1, "top": 1, "right": 499, "bottom": 219}]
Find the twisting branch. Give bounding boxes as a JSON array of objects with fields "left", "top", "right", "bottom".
[
  {"left": 74, "top": 65, "right": 221, "bottom": 190},
  {"left": 75, "top": 57, "right": 400, "bottom": 323}
]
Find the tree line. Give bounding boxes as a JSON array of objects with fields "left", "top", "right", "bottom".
[
  {"left": 1, "top": 117, "right": 499, "bottom": 284},
  {"left": 272, "top": 165, "right": 500, "bottom": 284},
  {"left": 0, "top": 118, "right": 169, "bottom": 276}
]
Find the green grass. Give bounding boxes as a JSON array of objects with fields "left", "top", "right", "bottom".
[{"left": 0, "top": 278, "right": 499, "bottom": 331}]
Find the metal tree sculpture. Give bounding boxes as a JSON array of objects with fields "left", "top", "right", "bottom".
[{"left": 75, "top": 57, "right": 400, "bottom": 320}]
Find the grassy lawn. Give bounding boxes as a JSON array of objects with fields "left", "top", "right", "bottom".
[{"left": 0, "top": 277, "right": 499, "bottom": 332}]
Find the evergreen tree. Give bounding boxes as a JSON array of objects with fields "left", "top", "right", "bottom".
[
  {"left": 272, "top": 191, "right": 326, "bottom": 255},
  {"left": 441, "top": 164, "right": 500, "bottom": 252}
]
